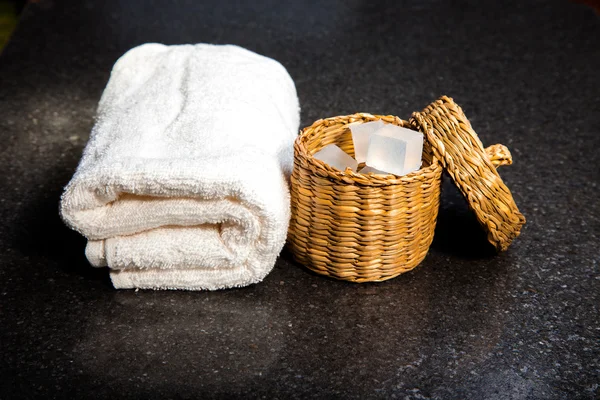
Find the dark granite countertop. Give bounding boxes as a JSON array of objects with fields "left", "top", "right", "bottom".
[{"left": 1, "top": 1, "right": 599, "bottom": 399}]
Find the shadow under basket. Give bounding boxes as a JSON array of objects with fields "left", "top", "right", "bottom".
[{"left": 287, "top": 114, "right": 443, "bottom": 282}]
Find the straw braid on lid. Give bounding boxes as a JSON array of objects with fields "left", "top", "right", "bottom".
[{"left": 410, "top": 96, "right": 526, "bottom": 251}]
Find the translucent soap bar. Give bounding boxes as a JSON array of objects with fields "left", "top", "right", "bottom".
[
  {"left": 349, "top": 120, "right": 385, "bottom": 163},
  {"left": 365, "top": 125, "right": 423, "bottom": 176},
  {"left": 313, "top": 144, "right": 358, "bottom": 172},
  {"left": 359, "top": 165, "right": 390, "bottom": 175}
]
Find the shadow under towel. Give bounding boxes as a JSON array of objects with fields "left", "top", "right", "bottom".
[{"left": 60, "top": 43, "right": 300, "bottom": 290}]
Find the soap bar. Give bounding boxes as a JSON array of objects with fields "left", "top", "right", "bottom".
[
  {"left": 359, "top": 165, "right": 390, "bottom": 175},
  {"left": 313, "top": 144, "right": 358, "bottom": 172},
  {"left": 365, "top": 125, "right": 423, "bottom": 176},
  {"left": 349, "top": 120, "right": 385, "bottom": 163}
]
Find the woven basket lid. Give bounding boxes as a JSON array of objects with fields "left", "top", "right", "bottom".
[{"left": 410, "top": 96, "right": 526, "bottom": 251}]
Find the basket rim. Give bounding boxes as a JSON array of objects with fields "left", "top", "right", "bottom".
[{"left": 295, "top": 113, "right": 441, "bottom": 187}]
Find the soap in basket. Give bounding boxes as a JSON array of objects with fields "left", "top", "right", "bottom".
[
  {"left": 358, "top": 165, "right": 389, "bottom": 175},
  {"left": 366, "top": 125, "right": 423, "bottom": 176},
  {"left": 313, "top": 144, "right": 358, "bottom": 172},
  {"left": 349, "top": 120, "right": 385, "bottom": 163}
]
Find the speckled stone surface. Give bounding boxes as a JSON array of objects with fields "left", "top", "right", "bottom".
[{"left": 1, "top": 1, "right": 598, "bottom": 399}]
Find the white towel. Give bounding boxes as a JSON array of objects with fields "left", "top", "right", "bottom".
[{"left": 60, "top": 43, "right": 300, "bottom": 290}]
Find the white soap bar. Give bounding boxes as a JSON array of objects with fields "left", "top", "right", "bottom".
[
  {"left": 365, "top": 125, "right": 423, "bottom": 176},
  {"left": 313, "top": 144, "right": 358, "bottom": 172},
  {"left": 359, "top": 165, "right": 390, "bottom": 175},
  {"left": 349, "top": 120, "right": 385, "bottom": 163}
]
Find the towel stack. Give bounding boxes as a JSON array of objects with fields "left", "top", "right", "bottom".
[{"left": 60, "top": 43, "right": 300, "bottom": 290}]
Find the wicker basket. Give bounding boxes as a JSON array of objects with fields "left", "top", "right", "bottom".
[
  {"left": 287, "top": 114, "right": 442, "bottom": 282},
  {"left": 287, "top": 111, "right": 514, "bottom": 282}
]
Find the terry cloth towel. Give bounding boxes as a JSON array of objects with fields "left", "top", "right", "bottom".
[{"left": 60, "top": 43, "right": 300, "bottom": 290}]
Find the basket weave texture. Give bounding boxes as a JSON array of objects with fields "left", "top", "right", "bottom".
[
  {"left": 287, "top": 114, "right": 441, "bottom": 282},
  {"left": 287, "top": 111, "right": 514, "bottom": 282},
  {"left": 410, "top": 96, "right": 526, "bottom": 251}
]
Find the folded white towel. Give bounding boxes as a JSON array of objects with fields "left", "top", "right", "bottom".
[{"left": 60, "top": 43, "right": 300, "bottom": 290}]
